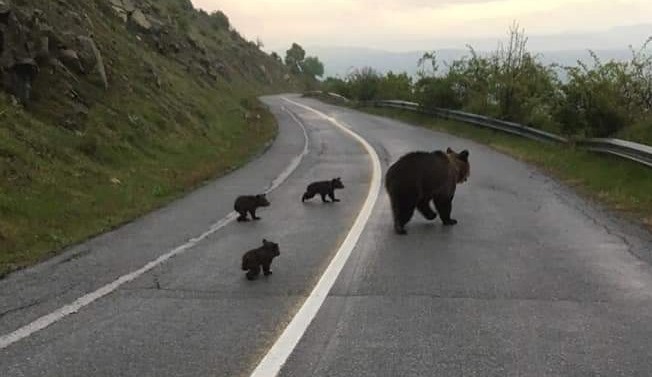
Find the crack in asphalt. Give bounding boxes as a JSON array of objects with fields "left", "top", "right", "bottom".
[{"left": 0, "top": 300, "right": 41, "bottom": 320}]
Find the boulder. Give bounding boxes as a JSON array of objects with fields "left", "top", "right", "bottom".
[
  {"left": 58, "top": 48, "right": 84, "bottom": 73},
  {"left": 77, "top": 36, "right": 108, "bottom": 89},
  {"left": 112, "top": 7, "right": 127, "bottom": 23},
  {"left": 187, "top": 34, "right": 206, "bottom": 53},
  {"left": 128, "top": 9, "right": 151, "bottom": 32},
  {"left": 6, "top": 58, "right": 39, "bottom": 104},
  {"left": 109, "top": 0, "right": 135, "bottom": 13}
]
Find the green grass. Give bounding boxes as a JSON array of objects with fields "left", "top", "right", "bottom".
[
  {"left": 0, "top": 95, "right": 277, "bottom": 278},
  {"left": 0, "top": 0, "right": 296, "bottom": 277},
  {"left": 363, "top": 107, "right": 652, "bottom": 229}
]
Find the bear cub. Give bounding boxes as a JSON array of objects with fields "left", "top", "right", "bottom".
[
  {"left": 302, "top": 177, "right": 345, "bottom": 203},
  {"left": 241, "top": 239, "right": 280, "bottom": 280},
  {"left": 234, "top": 194, "right": 270, "bottom": 222},
  {"left": 385, "top": 148, "right": 470, "bottom": 235}
]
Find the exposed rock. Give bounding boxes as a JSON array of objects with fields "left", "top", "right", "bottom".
[
  {"left": 128, "top": 9, "right": 151, "bottom": 32},
  {"left": 58, "top": 48, "right": 84, "bottom": 73},
  {"left": 68, "top": 10, "right": 82, "bottom": 25},
  {"left": 0, "top": 0, "right": 292, "bottom": 108},
  {"left": 145, "top": 62, "right": 161, "bottom": 88},
  {"left": 109, "top": 0, "right": 135, "bottom": 14},
  {"left": 35, "top": 35, "right": 50, "bottom": 63},
  {"left": 0, "top": 2, "right": 10, "bottom": 18},
  {"left": 83, "top": 12, "right": 94, "bottom": 28},
  {"left": 112, "top": 7, "right": 127, "bottom": 23},
  {"left": 187, "top": 34, "right": 206, "bottom": 54},
  {"left": 8, "top": 59, "right": 39, "bottom": 104},
  {"left": 120, "top": 0, "right": 136, "bottom": 13},
  {"left": 0, "top": 6, "right": 40, "bottom": 104},
  {"left": 77, "top": 36, "right": 108, "bottom": 89}
]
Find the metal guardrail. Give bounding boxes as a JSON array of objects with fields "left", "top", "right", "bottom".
[
  {"left": 576, "top": 138, "right": 652, "bottom": 168},
  {"left": 303, "top": 91, "right": 350, "bottom": 103},
  {"left": 373, "top": 100, "right": 652, "bottom": 168}
]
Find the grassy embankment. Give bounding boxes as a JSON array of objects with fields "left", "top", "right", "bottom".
[{"left": 0, "top": 0, "right": 296, "bottom": 277}]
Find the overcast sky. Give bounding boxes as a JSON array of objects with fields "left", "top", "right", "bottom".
[{"left": 190, "top": 0, "right": 652, "bottom": 51}]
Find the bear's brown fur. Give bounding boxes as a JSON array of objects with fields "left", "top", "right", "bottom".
[
  {"left": 234, "top": 194, "right": 270, "bottom": 222},
  {"left": 241, "top": 239, "right": 280, "bottom": 280},
  {"left": 385, "top": 148, "right": 470, "bottom": 235},
  {"left": 302, "top": 178, "right": 345, "bottom": 203}
]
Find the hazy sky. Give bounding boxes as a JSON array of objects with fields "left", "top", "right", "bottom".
[{"left": 190, "top": 0, "right": 652, "bottom": 51}]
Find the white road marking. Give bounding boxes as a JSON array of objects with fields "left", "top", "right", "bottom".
[
  {"left": 249, "top": 98, "right": 382, "bottom": 377},
  {"left": 0, "top": 103, "right": 311, "bottom": 351},
  {"left": 266, "top": 107, "right": 310, "bottom": 193}
]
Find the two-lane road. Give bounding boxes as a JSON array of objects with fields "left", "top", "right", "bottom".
[
  {"left": 1, "top": 95, "right": 651, "bottom": 376},
  {"left": 274, "top": 97, "right": 652, "bottom": 377}
]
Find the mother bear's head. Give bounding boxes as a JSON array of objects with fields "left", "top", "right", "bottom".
[{"left": 446, "top": 148, "right": 470, "bottom": 183}]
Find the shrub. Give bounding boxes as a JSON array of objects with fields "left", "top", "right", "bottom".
[
  {"left": 347, "top": 67, "right": 381, "bottom": 101},
  {"left": 209, "top": 11, "right": 230, "bottom": 30}
]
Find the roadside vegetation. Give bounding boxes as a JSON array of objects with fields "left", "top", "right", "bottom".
[
  {"left": 319, "top": 23, "right": 652, "bottom": 228},
  {"left": 323, "top": 23, "right": 652, "bottom": 145}
]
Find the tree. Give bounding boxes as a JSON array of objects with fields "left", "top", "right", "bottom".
[
  {"left": 417, "top": 51, "right": 439, "bottom": 78},
  {"left": 270, "top": 52, "right": 282, "bottom": 63},
  {"left": 301, "top": 56, "right": 325, "bottom": 78},
  {"left": 285, "top": 43, "right": 306, "bottom": 73}
]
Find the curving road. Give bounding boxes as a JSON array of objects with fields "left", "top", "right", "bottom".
[{"left": 1, "top": 95, "right": 652, "bottom": 376}]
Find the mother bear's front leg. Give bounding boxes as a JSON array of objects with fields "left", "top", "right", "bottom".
[{"left": 434, "top": 197, "right": 457, "bottom": 226}]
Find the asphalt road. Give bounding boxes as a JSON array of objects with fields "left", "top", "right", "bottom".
[{"left": 1, "top": 95, "right": 652, "bottom": 376}]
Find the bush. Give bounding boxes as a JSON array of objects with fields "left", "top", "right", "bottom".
[
  {"left": 209, "top": 11, "right": 230, "bottom": 30},
  {"left": 415, "top": 76, "right": 462, "bottom": 109},
  {"left": 557, "top": 57, "right": 636, "bottom": 137},
  {"left": 321, "top": 25, "right": 652, "bottom": 142},
  {"left": 323, "top": 77, "right": 351, "bottom": 99},
  {"left": 378, "top": 72, "right": 413, "bottom": 101},
  {"left": 347, "top": 67, "right": 381, "bottom": 101}
]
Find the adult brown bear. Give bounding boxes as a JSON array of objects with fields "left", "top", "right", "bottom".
[{"left": 385, "top": 148, "right": 470, "bottom": 235}]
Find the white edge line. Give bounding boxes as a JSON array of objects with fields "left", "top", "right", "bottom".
[
  {"left": 249, "top": 97, "right": 382, "bottom": 377},
  {"left": 266, "top": 107, "right": 310, "bottom": 193},
  {"left": 0, "top": 103, "right": 311, "bottom": 351}
]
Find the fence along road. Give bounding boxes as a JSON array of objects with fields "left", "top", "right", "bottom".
[
  {"left": 370, "top": 99, "right": 652, "bottom": 168},
  {"left": 306, "top": 91, "right": 652, "bottom": 169}
]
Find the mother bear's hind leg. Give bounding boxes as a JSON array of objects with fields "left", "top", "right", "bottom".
[
  {"left": 416, "top": 198, "right": 438, "bottom": 221},
  {"left": 390, "top": 195, "right": 416, "bottom": 235}
]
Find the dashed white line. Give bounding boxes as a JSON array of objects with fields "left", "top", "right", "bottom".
[
  {"left": 0, "top": 102, "right": 311, "bottom": 351},
  {"left": 249, "top": 97, "right": 382, "bottom": 377}
]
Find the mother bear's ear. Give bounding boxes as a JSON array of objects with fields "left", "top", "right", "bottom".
[{"left": 459, "top": 150, "right": 469, "bottom": 161}]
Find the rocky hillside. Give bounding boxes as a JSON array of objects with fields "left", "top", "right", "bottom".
[
  {"left": 1, "top": 0, "right": 295, "bottom": 121},
  {"left": 0, "top": 0, "right": 299, "bottom": 276}
]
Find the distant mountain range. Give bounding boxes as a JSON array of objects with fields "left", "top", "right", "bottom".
[
  {"left": 308, "top": 47, "right": 635, "bottom": 78},
  {"left": 305, "top": 24, "right": 652, "bottom": 78}
]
